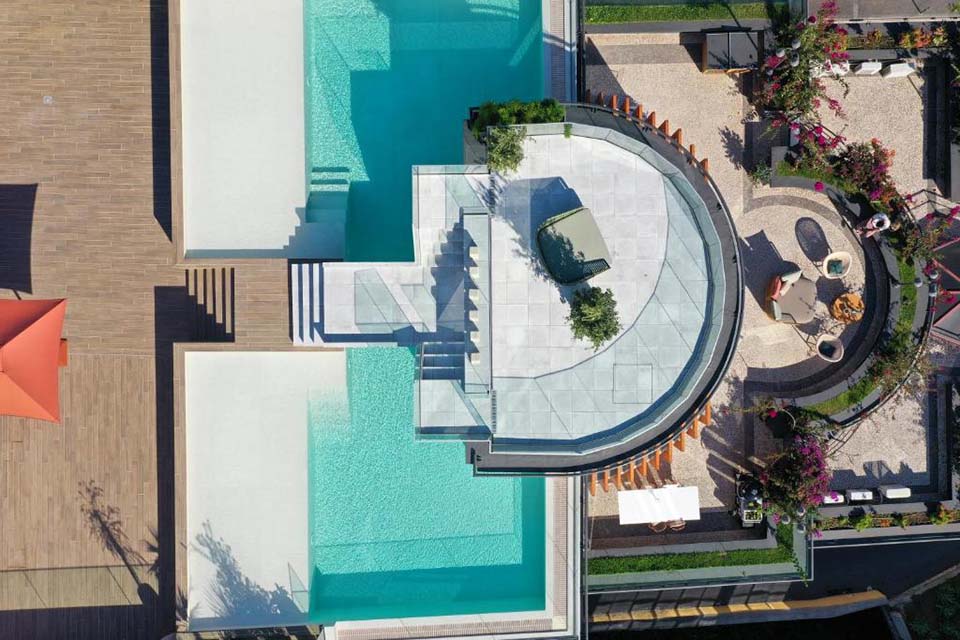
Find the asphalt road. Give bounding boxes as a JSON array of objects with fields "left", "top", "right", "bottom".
[{"left": 788, "top": 537, "right": 960, "bottom": 599}]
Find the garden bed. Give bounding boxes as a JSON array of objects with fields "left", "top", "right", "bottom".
[
  {"left": 820, "top": 506, "right": 960, "bottom": 532},
  {"left": 584, "top": 2, "right": 780, "bottom": 24},
  {"left": 589, "top": 525, "right": 794, "bottom": 574}
]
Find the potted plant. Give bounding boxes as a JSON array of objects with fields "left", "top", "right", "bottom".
[
  {"left": 760, "top": 405, "right": 796, "bottom": 439},
  {"left": 567, "top": 286, "right": 621, "bottom": 351}
]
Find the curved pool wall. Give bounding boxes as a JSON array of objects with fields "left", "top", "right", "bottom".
[
  {"left": 307, "top": 347, "right": 546, "bottom": 623},
  {"left": 470, "top": 107, "right": 743, "bottom": 473},
  {"left": 304, "top": 0, "right": 545, "bottom": 262}
]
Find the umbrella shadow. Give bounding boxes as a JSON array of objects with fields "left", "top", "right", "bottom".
[{"left": 795, "top": 216, "right": 832, "bottom": 263}]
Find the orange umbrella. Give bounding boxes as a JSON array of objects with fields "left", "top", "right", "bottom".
[{"left": 0, "top": 299, "right": 67, "bottom": 423}]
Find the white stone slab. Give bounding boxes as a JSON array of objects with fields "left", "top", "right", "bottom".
[
  {"left": 882, "top": 62, "right": 916, "bottom": 78},
  {"left": 854, "top": 61, "right": 883, "bottom": 76},
  {"left": 180, "top": 0, "right": 308, "bottom": 256},
  {"left": 185, "top": 350, "right": 347, "bottom": 630}
]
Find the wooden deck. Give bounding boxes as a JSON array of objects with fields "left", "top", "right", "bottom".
[{"left": 0, "top": 2, "right": 292, "bottom": 637}]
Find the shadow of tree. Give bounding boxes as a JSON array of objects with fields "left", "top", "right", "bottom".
[
  {"left": 192, "top": 521, "right": 304, "bottom": 637},
  {"left": 719, "top": 126, "right": 744, "bottom": 171},
  {"left": 78, "top": 481, "right": 146, "bottom": 578}
]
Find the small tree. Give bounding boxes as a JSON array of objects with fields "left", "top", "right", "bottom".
[
  {"left": 486, "top": 125, "right": 527, "bottom": 174},
  {"left": 568, "top": 286, "right": 621, "bottom": 351}
]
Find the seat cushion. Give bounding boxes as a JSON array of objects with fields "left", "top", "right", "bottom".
[{"left": 778, "top": 276, "right": 817, "bottom": 324}]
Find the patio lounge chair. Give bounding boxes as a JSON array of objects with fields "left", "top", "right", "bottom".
[
  {"left": 766, "top": 269, "right": 816, "bottom": 325},
  {"left": 536, "top": 207, "right": 612, "bottom": 285}
]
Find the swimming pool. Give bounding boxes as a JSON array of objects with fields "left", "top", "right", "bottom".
[
  {"left": 304, "top": 0, "right": 544, "bottom": 261},
  {"left": 307, "top": 347, "right": 546, "bottom": 623}
]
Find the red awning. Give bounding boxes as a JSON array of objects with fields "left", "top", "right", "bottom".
[{"left": 0, "top": 299, "right": 67, "bottom": 423}]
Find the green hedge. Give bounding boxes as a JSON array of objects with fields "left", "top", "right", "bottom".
[
  {"left": 589, "top": 526, "right": 794, "bottom": 574},
  {"left": 585, "top": 2, "right": 780, "bottom": 24},
  {"left": 470, "top": 99, "right": 565, "bottom": 140}
]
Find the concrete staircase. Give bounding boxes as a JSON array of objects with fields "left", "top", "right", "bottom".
[
  {"left": 431, "top": 223, "right": 467, "bottom": 329},
  {"left": 184, "top": 267, "right": 235, "bottom": 341},
  {"left": 290, "top": 261, "right": 323, "bottom": 345}
]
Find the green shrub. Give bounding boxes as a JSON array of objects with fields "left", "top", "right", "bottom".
[
  {"left": 486, "top": 126, "right": 527, "bottom": 174},
  {"left": 471, "top": 99, "right": 564, "bottom": 140},
  {"left": 748, "top": 163, "right": 772, "bottom": 186},
  {"left": 931, "top": 505, "right": 954, "bottom": 526},
  {"left": 568, "top": 287, "right": 621, "bottom": 351},
  {"left": 852, "top": 511, "right": 875, "bottom": 532}
]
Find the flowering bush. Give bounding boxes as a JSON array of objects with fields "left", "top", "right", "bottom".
[
  {"left": 833, "top": 139, "right": 904, "bottom": 212},
  {"left": 757, "top": 1, "right": 849, "bottom": 121},
  {"left": 903, "top": 209, "right": 955, "bottom": 262},
  {"left": 761, "top": 434, "right": 833, "bottom": 519}
]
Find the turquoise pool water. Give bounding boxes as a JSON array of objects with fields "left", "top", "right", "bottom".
[
  {"left": 304, "top": 0, "right": 544, "bottom": 261},
  {"left": 307, "top": 347, "right": 546, "bottom": 623}
]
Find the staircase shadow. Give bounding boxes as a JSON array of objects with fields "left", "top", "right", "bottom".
[{"left": 183, "top": 268, "right": 236, "bottom": 342}]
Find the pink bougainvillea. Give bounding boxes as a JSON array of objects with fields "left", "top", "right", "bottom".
[
  {"left": 757, "top": 0, "right": 848, "bottom": 121},
  {"left": 761, "top": 434, "right": 833, "bottom": 518}
]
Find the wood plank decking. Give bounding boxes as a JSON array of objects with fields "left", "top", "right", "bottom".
[{"left": 0, "top": 2, "right": 291, "bottom": 637}]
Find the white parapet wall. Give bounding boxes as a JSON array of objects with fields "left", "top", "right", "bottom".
[{"left": 180, "top": 0, "right": 334, "bottom": 258}]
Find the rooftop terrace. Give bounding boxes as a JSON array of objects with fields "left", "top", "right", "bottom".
[{"left": 308, "top": 108, "right": 742, "bottom": 473}]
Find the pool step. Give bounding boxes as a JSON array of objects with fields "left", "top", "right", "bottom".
[
  {"left": 422, "top": 353, "right": 463, "bottom": 369},
  {"left": 306, "top": 190, "right": 349, "bottom": 224},
  {"left": 284, "top": 221, "right": 345, "bottom": 259},
  {"left": 419, "top": 339, "right": 465, "bottom": 381},
  {"left": 294, "top": 166, "right": 349, "bottom": 259},
  {"left": 290, "top": 261, "right": 324, "bottom": 345}
]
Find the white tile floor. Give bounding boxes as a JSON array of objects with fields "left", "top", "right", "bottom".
[
  {"left": 488, "top": 132, "right": 721, "bottom": 442},
  {"left": 490, "top": 135, "right": 668, "bottom": 378}
]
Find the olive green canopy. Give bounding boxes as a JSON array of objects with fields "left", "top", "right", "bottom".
[{"left": 535, "top": 207, "right": 612, "bottom": 285}]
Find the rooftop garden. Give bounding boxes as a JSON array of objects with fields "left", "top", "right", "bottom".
[{"left": 755, "top": 1, "right": 939, "bottom": 423}]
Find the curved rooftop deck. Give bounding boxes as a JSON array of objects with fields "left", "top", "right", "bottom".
[
  {"left": 484, "top": 126, "right": 720, "bottom": 446},
  {"left": 468, "top": 105, "right": 743, "bottom": 473}
]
